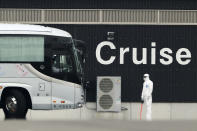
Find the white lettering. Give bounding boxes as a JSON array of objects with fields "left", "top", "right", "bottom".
[
  {"left": 133, "top": 48, "right": 147, "bottom": 64},
  {"left": 151, "top": 42, "right": 156, "bottom": 64},
  {"left": 160, "top": 48, "right": 173, "bottom": 65},
  {"left": 96, "top": 41, "right": 192, "bottom": 66},
  {"left": 120, "top": 48, "right": 130, "bottom": 64},
  {"left": 96, "top": 41, "right": 116, "bottom": 65},
  {"left": 176, "top": 48, "right": 191, "bottom": 65}
]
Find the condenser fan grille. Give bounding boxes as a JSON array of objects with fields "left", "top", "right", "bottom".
[
  {"left": 99, "top": 78, "right": 113, "bottom": 93},
  {"left": 99, "top": 95, "right": 113, "bottom": 109}
]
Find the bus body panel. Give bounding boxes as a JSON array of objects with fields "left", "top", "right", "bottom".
[
  {"left": 0, "top": 63, "right": 84, "bottom": 110},
  {"left": 52, "top": 79, "right": 75, "bottom": 109}
]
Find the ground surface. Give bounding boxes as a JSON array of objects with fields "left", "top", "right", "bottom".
[{"left": 1, "top": 120, "right": 197, "bottom": 131}]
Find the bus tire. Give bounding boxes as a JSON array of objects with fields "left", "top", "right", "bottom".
[{"left": 2, "top": 89, "right": 28, "bottom": 119}]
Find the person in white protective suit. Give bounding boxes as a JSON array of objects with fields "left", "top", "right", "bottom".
[{"left": 141, "top": 74, "right": 153, "bottom": 120}]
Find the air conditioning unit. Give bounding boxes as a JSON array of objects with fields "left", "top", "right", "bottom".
[{"left": 97, "top": 76, "right": 121, "bottom": 112}]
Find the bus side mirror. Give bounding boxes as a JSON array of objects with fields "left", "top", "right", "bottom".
[{"left": 73, "top": 39, "right": 86, "bottom": 53}]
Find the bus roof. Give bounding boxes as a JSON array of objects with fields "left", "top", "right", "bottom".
[{"left": 0, "top": 24, "right": 72, "bottom": 37}]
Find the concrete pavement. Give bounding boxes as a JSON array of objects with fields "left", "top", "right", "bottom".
[{"left": 1, "top": 120, "right": 197, "bottom": 131}]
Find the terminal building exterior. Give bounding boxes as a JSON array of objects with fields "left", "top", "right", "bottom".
[{"left": 0, "top": 0, "right": 197, "bottom": 120}]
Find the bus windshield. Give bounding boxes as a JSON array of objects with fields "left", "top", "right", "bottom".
[
  {"left": 31, "top": 36, "right": 83, "bottom": 84},
  {"left": 51, "top": 37, "right": 83, "bottom": 75}
]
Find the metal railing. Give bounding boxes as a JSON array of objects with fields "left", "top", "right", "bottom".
[{"left": 0, "top": 9, "right": 197, "bottom": 25}]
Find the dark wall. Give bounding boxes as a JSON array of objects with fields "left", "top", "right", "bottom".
[
  {"left": 45, "top": 24, "right": 197, "bottom": 102},
  {"left": 0, "top": 0, "right": 197, "bottom": 10}
]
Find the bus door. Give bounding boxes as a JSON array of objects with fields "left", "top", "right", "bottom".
[{"left": 51, "top": 50, "right": 77, "bottom": 109}]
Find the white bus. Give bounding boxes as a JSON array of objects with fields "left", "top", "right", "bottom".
[{"left": 0, "top": 24, "right": 84, "bottom": 118}]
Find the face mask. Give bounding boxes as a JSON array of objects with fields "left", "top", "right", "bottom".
[
  {"left": 143, "top": 76, "right": 146, "bottom": 81},
  {"left": 143, "top": 76, "right": 148, "bottom": 81}
]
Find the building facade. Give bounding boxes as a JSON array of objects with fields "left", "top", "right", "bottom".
[{"left": 0, "top": 0, "right": 197, "bottom": 103}]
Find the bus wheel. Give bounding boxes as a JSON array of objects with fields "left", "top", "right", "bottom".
[{"left": 2, "top": 89, "right": 28, "bottom": 119}]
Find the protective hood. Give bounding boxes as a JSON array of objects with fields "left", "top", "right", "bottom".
[{"left": 143, "top": 74, "right": 150, "bottom": 81}]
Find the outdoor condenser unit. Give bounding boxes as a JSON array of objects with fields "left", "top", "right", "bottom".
[{"left": 97, "top": 76, "right": 121, "bottom": 112}]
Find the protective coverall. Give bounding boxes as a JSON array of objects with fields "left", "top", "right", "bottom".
[{"left": 141, "top": 74, "right": 153, "bottom": 120}]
